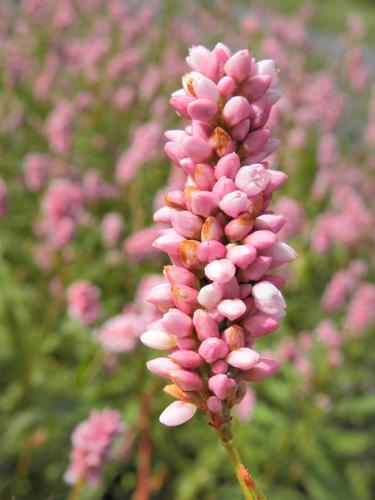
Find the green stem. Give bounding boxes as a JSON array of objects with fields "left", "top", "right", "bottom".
[{"left": 221, "top": 439, "right": 266, "bottom": 500}]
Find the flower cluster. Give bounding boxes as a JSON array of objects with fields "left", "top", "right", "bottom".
[
  {"left": 140, "top": 44, "right": 296, "bottom": 427},
  {"left": 64, "top": 409, "right": 127, "bottom": 485}
]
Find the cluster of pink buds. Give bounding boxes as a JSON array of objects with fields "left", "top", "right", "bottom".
[
  {"left": 64, "top": 409, "right": 127, "bottom": 485},
  {"left": 140, "top": 44, "right": 296, "bottom": 429}
]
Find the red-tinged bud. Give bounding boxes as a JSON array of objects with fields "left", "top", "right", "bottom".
[
  {"left": 171, "top": 368, "right": 204, "bottom": 391},
  {"left": 172, "top": 284, "right": 198, "bottom": 315},
  {"left": 162, "top": 308, "right": 193, "bottom": 338},
  {"left": 222, "top": 324, "right": 245, "bottom": 350},
  {"left": 193, "top": 163, "right": 216, "bottom": 190},
  {"left": 224, "top": 213, "right": 254, "bottom": 241},
  {"left": 163, "top": 265, "right": 197, "bottom": 287},
  {"left": 201, "top": 216, "right": 224, "bottom": 241},
  {"left": 179, "top": 240, "right": 202, "bottom": 270},
  {"left": 210, "top": 127, "right": 236, "bottom": 157}
]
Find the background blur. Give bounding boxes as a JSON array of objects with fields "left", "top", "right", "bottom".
[{"left": 0, "top": 0, "right": 374, "bottom": 499}]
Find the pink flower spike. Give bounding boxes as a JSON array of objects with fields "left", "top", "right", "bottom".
[
  {"left": 162, "top": 309, "right": 193, "bottom": 338},
  {"left": 159, "top": 401, "right": 197, "bottom": 426},
  {"left": 219, "top": 190, "right": 249, "bottom": 218},
  {"left": 252, "top": 280, "right": 286, "bottom": 315},
  {"left": 204, "top": 259, "right": 236, "bottom": 284},
  {"left": 235, "top": 164, "right": 270, "bottom": 196},
  {"left": 198, "top": 337, "right": 229, "bottom": 363},
  {"left": 217, "top": 299, "right": 246, "bottom": 321},
  {"left": 226, "top": 347, "right": 260, "bottom": 370},
  {"left": 226, "top": 244, "right": 257, "bottom": 269},
  {"left": 193, "top": 309, "right": 220, "bottom": 340},
  {"left": 208, "top": 374, "right": 236, "bottom": 400}
]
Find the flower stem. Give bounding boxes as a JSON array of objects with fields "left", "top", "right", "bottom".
[{"left": 221, "top": 438, "right": 266, "bottom": 500}]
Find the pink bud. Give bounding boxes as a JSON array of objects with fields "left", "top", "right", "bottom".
[
  {"left": 262, "top": 242, "right": 297, "bottom": 266},
  {"left": 147, "top": 284, "right": 174, "bottom": 311},
  {"left": 197, "top": 283, "right": 223, "bottom": 309},
  {"left": 227, "top": 244, "right": 257, "bottom": 269},
  {"left": 197, "top": 240, "right": 226, "bottom": 262},
  {"left": 207, "top": 396, "right": 223, "bottom": 413},
  {"left": 147, "top": 357, "right": 180, "bottom": 378},
  {"left": 176, "top": 337, "right": 198, "bottom": 350},
  {"left": 193, "top": 309, "right": 220, "bottom": 340},
  {"left": 226, "top": 347, "right": 260, "bottom": 370},
  {"left": 170, "top": 350, "right": 203, "bottom": 369},
  {"left": 224, "top": 213, "right": 254, "bottom": 241},
  {"left": 243, "top": 358, "right": 280, "bottom": 381},
  {"left": 162, "top": 309, "right": 193, "bottom": 337},
  {"left": 254, "top": 214, "right": 285, "bottom": 233},
  {"left": 153, "top": 230, "right": 184, "bottom": 256},
  {"left": 159, "top": 401, "right": 197, "bottom": 426},
  {"left": 198, "top": 337, "right": 229, "bottom": 363},
  {"left": 217, "top": 75, "right": 236, "bottom": 96},
  {"left": 164, "top": 265, "right": 197, "bottom": 287},
  {"left": 171, "top": 369, "right": 204, "bottom": 391},
  {"left": 212, "top": 360, "right": 229, "bottom": 374},
  {"left": 204, "top": 259, "right": 236, "bottom": 284},
  {"left": 170, "top": 94, "right": 195, "bottom": 119},
  {"left": 193, "top": 74, "right": 220, "bottom": 101},
  {"left": 231, "top": 119, "right": 251, "bottom": 141},
  {"left": 201, "top": 216, "right": 224, "bottom": 241},
  {"left": 235, "top": 164, "right": 270, "bottom": 196},
  {"left": 222, "top": 96, "right": 251, "bottom": 127},
  {"left": 222, "top": 324, "right": 245, "bottom": 350},
  {"left": 244, "top": 230, "right": 278, "bottom": 250},
  {"left": 256, "top": 59, "right": 278, "bottom": 86},
  {"left": 252, "top": 280, "right": 286, "bottom": 315},
  {"left": 212, "top": 177, "right": 237, "bottom": 199},
  {"left": 241, "top": 74, "right": 272, "bottom": 101},
  {"left": 140, "top": 329, "right": 176, "bottom": 350},
  {"left": 171, "top": 210, "right": 203, "bottom": 239},
  {"left": 217, "top": 299, "right": 246, "bottom": 321},
  {"left": 224, "top": 50, "right": 252, "bottom": 82},
  {"left": 208, "top": 374, "right": 236, "bottom": 400},
  {"left": 218, "top": 276, "right": 241, "bottom": 299},
  {"left": 263, "top": 274, "right": 286, "bottom": 288},
  {"left": 239, "top": 256, "right": 272, "bottom": 281},
  {"left": 188, "top": 98, "right": 218, "bottom": 123},
  {"left": 179, "top": 240, "right": 201, "bottom": 270},
  {"left": 242, "top": 312, "right": 279, "bottom": 337},
  {"left": 183, "top": 136, "right": 212, "bottom": 163},
  {"left": 190, "top": 191, "right": 218, "bottom": 217},
  {"left": 193, "top": 164, "right": 216, "bottom": 190},
  {"left": 263, "top": 170, "right": 288, "bottom": 195},
  {"left": 172, "top": 284, "right": 198, "bottom": 315},
  {"left": 215, "top": 153, "right": 240, "bottom": 180},
  {"left": 154, "top": 206, "right": 176, "bottom": 224},
  {"left": 243, "top": 129, "right": 270, "bottom": 155},
  {"left": 240, "top": 284, "right": 253, "bottom": 298},
  {"left": 219, "top": 190, "right": 249, "bottom": 218}
]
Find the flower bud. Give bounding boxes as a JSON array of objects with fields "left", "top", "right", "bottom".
[
  {"left": 217, "top": 299, "right": 246, "bottom": 321},
  {"left": 193, "top": 309, "right": 220, "bottom": 340},
  {"left": 204, "top": 259, "right": 236, "bottom": 284},
  {"left": 197, "top": 240, "right": 226, "bottom": 262},
  {"left": 171, "top": 210, "right": 203, "bottom": 239},
  {"left": 162, "top": 308, "right": 193, "bottom": 337},
  {"left": 215, "top": 153, "right": 240, "bottom": 180},
  {"left": 170, "top": 350, "right": 203, "bottom": 369},
  {"left": 226, "top": 244, "right": 257, "bottom": 269},
  {"left": 252, "top": 280, "right": 286, "bottom": 315},
  {"left": 159, "top": 401, "right": 197, "bottom": 426},
  {"left": 172, "top": 284, "right": 198, "bottom": 315},
  {"left": 147, "top": 357, "right": 180, "bottom": 378},
  {"left": 171, "top": 369, "right": 204, "bottom": 391},
  {"left": 208, "top": 374, "right": 236, "bottom": 400},
  {"left": 235, "top": 164, "right": 270, "bottom": 196},
  {"left": 244, "top": 230, "right": 278, "bottom": 250},
  {"left": 226, "top": 347, "right": 260, "bottom": 370},
  {"left": 222, "top": 96, "right": 252, "bottom": 127},
  {"left": 141, "top": 330, "right": 176, "bottom": 350},
  {"left": 219, "top": 190, "right": 250, "bottom": 218},
  {"left": 197, "top": 283, "right": 223, "bottom": 309}
]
